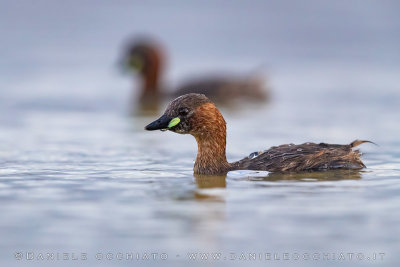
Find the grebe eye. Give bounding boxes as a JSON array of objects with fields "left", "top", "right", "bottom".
[{"left": 178, "top": 107, "right": 189, "bottom": 116}]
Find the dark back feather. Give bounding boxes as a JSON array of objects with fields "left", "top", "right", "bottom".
[{"left": 231, "top": 142, "right": 366, "bottom": 172}]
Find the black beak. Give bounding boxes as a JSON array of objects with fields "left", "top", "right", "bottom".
[{"left": 145, "top": 115, "right": 172, "bottom": 131}]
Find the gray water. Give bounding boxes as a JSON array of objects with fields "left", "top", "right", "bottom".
[{"left": 1, "top": 1, "right": 400, "bottom": 266}]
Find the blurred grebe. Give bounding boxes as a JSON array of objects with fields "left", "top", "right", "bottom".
[{"left": 123, "top": 39, "right": 268, "bottom": 112}]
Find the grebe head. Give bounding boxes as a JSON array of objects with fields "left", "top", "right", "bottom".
[
  {"left": 145, "top": 93, "right": 224, "bottom": 136},
  {"left": 145, "top": 93, "right": 229, "bottom": 175},
  {"left": 124, "top": 40, "right": 164, "bottom": 77}
]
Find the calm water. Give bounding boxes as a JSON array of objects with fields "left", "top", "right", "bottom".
[{"left": 1, "top": 1, "right": 400, "bottom": 266}]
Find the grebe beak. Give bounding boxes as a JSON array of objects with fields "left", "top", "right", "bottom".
[{"left": 145, "top": 115, "right": 174, "bottom": 131}]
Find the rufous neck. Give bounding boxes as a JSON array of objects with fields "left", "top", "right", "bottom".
[
  {"left": 192, "top": 104, "right": 231, "bottom": 174},
  {"left": 142, "top": 70, "right": 159, "bottom": 94},
  {"left": 140, "top": 49, "right": 162, "bottom": 97}
]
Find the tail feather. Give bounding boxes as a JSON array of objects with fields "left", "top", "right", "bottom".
[{"left": 350, "top": 140, "right": 377, "bottom": 148}]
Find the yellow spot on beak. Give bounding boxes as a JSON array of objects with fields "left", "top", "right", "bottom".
[
  {"left": 168, "top": 117, "right": 180, "bottom": 128},
  {"left": 128, "top": 56, "right": 143, "bottom": 71}
]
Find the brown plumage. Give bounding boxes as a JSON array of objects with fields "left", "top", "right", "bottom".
[
  {"left": 123, "top": 39, "right": 268, "bottom": 112},
  {"left": 145, "top": 94, "right": 371, "bottom": 175},
  {"left": 124, "top": 40, "right": 164, "bottom": 112},
  {"left": 232, "top": 141, "right": 370, "bottom": 173}
]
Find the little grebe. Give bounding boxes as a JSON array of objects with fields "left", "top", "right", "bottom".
[
  {"left": 145, "top": 94, "right": 371, "bottom": 175},
  {"left": 124, "top": 40, "right": 268, "bottom": 108}
]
